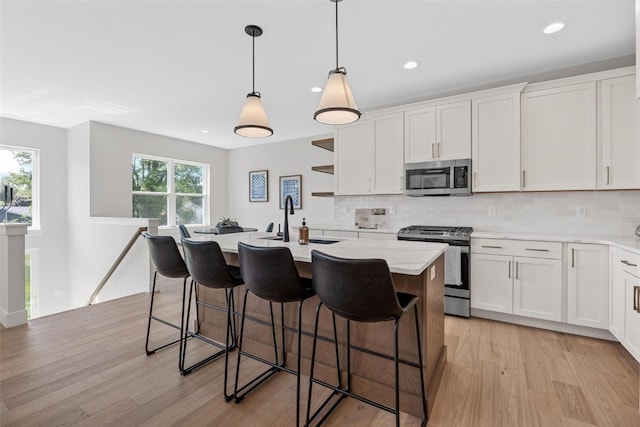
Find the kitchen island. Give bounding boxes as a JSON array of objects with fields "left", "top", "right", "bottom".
[{"left": 188, "top": 232, "right": 447, "bottom": 419}]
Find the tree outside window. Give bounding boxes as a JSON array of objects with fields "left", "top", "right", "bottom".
[
  {"left": 0, "top": 146, "right": 36, "bottom": 226},
  {"left": 132, "top": 155, "right": 207, "bottom": 226}
]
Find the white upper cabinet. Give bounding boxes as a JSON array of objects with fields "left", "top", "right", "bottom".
[
  {"left": 471, "top": 89, "right": 523, "bottom": 192},
  {"left": 521, "top": 82, "right": 597, "bottom": 191},
  {"left": 335, "top": 112, "right": 404, "bottom": 196},
  {"left": 335, "top": 120, "right": 374, "bottom": 195},
  {"left": 600, "top": 74, "right": 640, "bottom": 189},
  {"left": 372, "top": 113, "right": 404, "bottom": 194},
  {"left": 404, "top": 100, "right": 471, "bottom": 163},
  {"left": 404, "top": 106, "right": 436, "bottom": 163}
]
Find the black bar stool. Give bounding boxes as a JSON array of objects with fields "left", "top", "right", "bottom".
[
  {"left": 181, "top": 238, "right": 244, "bottom": 401},
  {"left": 235, "top": 242, "right": 315, "bottom": 426},
  {"left": 306, "top": 250, "right": 427, "bottom": 427},
  {"left": 142, "top": 233, "right": 190, "bottom": 356}
]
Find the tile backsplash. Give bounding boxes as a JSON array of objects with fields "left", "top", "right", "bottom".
[{"left": 334, "top": 190, "right": 640, "bottom": 237}]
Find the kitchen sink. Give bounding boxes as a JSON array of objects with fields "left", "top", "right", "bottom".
[{"left": 260, "top": 236, "right": 339, "bottom": 244}]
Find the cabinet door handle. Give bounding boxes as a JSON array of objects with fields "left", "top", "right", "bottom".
[
  {"left": 368, "top": 177, "right": 371, "bottom": 192},
  {"left": 508, "top": 261, "right": 511, "bottom": 279},
  {"left": 482, "top": 245, "right": 503, "bottom": 249},
  {"left": 515, "top": 261, "right": 519, "bottom": 279},
  {"left": 571, "top": 248, "right": 575, "bottom": 268},
  {"left": 400, "top": 176, "right": 403, "bottom": 191},
  {"left": 438, "top": 143, "right": 441, "bottom": 158},
  {"left": 526, "top": 248, "right": 549, "bottom": 252},
  {"left": 634, "top": 286, "right": 640, "bottom": 313},
  {"left": 621, "top": 260, "right": 638, "bottom": 267},
  {"left": 432, "top": 143, "right": 435, "bottom": 158},
  {"left": 605, "top": 166, "right": 610, "bottom": 185},
  {"left": 522, "top": 170, "right": 526, "bottom": 188}
]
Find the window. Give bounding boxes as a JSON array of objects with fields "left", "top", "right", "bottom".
[
  {"left": 132, "top": 155, "right": 208, "bottom": 226},
  {"left": 0, "top": 145, "right": 38, "bottom": 227}
]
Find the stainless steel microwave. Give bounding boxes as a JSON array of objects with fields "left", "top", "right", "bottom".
[{"left": 404, "top": 159, "right": 472, "bottom": 196}]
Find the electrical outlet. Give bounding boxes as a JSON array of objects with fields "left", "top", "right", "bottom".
[
  {"left": 576, "top": 206, "right": 586, "bottom": 217},
  {"left": 390, "top": 205, "right": 396, "bottom": 215},
  {"left": 488, "top": 206, "right": 496, "bottom": 216}
]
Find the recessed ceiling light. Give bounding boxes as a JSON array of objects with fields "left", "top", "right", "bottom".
[
  {"left": 201, "top": 130, "right": 209, "bottom": 134},
  {"left": 403, "top": 61, "right": 419, "bottom": 70},
  {"left": 311, "top": 86, "right": 323, "bottom": 93},
  {"left": 543, "top": 22, "right": 565, "bottom": 35}
]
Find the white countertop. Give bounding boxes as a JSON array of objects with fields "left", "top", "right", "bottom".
[
  {"left": 188, "top": 231, "right": 446, "bottom": 275},
  {"left": 472, "top": 231, "right": 640, "bottom": 255}
]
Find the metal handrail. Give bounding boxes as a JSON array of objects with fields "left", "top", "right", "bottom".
[{"left": 87, "top": 226, "right": 148, "bottom": 305}]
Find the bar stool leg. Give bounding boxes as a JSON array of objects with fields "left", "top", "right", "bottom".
[
  {"left": 394, "top": 318, "right": 400, "bottom": 427},
  {"left": 233, "top": 289, "right": 281, "bottom": 403},
  {"left": 223, "top": 288, "right": 236, "bottom": 402},
  {"left": 180, "top": 281, "right": 236, "bottom": 377},
  {"left": 414, "top": 305, "right": 427, "bottom": 427},
  {"left": 305, "top": 306, "right": 345, "bottom": 426},
  {"left": 146, "top": 272, "right": 187, "bottom": 355}
]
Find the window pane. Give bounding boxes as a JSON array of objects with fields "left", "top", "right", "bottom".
[
  {"left": 175, "top": 163, "right": 204, "bottom": 194},
  {"left": 132, "top": 194, "right": 167, "bottom": 225},
  {"left": 176, "top": 195, "right": 203, "bottom": 225},
  {"left": 0, "top": 149, "right": 33, "bottom": 225},
  {"left": 132, "top": 157, "right": 167, "bottom": 192}
]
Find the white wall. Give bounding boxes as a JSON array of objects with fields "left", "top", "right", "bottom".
[
  {"left": 227, "top": 134, "right": 335, "bottom": 232},
  {"left": 0, "top": 117, "right": 70, "bottom": 317},
  {"left": 334, "top": 190, "right": 640, "bottom": 237},
  {"left": 88, "top": 121, "right": 229, "bottom": 221},
  {"left": 65, "top": 121, "right": 230, "bottom": 308}
]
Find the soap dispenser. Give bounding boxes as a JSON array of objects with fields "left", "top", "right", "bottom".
[{"left": 298, "top": 218, "right": 309, "bottom": 245}]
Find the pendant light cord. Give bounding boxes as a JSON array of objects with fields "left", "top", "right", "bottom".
[
  {"left": 252, "top": 33, "right": 256, "bottom": 94},
  {"left": 335, "top": 0, "right": 339, "bottom": 70}
]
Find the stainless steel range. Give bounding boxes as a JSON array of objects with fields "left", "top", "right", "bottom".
[{"left": 397, "top": 225, "right": 472, "bottom": 317}]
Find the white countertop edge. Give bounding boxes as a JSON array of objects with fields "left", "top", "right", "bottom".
[
  {"left": 188, "top": 231, "right": 446, "bottom": 276},
  {"left": 307, "top": 224, "right": 399, "bottom": 234},
  {"left": 472, "top": 231, "right": 640, "bottom": 255}
]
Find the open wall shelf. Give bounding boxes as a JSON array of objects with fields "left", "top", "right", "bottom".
[{"left": 311, "top": 138, "right": 334, "bottom": 198}]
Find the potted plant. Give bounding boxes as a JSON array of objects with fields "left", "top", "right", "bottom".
[{"left": 216, "top": 216, "right": 239, "bottom": 229}]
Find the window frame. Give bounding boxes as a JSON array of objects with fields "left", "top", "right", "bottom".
[
  {"left": 131, "top": 153, "right": 209, "bottom": 227},
  {"left": 0, "top": 144, "right": 40, "bottom": 229}
]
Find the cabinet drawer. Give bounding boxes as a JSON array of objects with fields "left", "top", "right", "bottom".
[
  {"left": 472, "top": 238, "right": 562, "bottom": 259},
  {"left": 615, "top": 250, "right": 640, "bottom": 277}
]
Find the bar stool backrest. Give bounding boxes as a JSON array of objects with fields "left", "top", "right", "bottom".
[
  {"left": 178, "top": 224, "right": 191, "bottom": 239},
  {"left": 143, "top": 233, "right": 189, "bottom": 279},
  {"left": 311, "top": 250, "right": 403, "bottom": 322},
  {"left": 181, "top": 239, "right": 241, "bottom": 289},
  {"left": 238, "top": 242, "right": 311, "bottom": 303}
]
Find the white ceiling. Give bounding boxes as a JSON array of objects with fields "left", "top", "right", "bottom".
[{"left": 0, "top": 0, "right": 635, "bottom": 149}]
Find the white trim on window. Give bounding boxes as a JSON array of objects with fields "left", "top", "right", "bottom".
[{"left": 131, "top": 153, "right": 209, "bottom": 226}]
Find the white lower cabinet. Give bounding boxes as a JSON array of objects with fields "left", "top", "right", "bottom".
[
  {"left": 470, "top": 253, "right": 513, "bottom": 313},
  {"left": 512, "top": 256, "right": 562, "bottom": 321},
  {"left": 566, "top": 244, "right": 609, "bottom": 329},
  {"left": 610, "top": 248, "right": 640, "bottom": 362},
  {"left": 471, "top": 239, "right": 562, "bottom": 321}
]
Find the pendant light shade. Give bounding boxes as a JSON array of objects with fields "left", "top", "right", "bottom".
[
  {"left": 234, "top": 25, "right": 273, "bottom": 138},
  {"left": 235, "top": 93, "right": 272, "bottom": 137},
  {"left": 314, "top": 0, "right": 360, "bottom": 125}
]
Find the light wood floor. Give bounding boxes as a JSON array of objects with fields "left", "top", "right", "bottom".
[{"left": 1, "top": 280, "right": 638, "bottom": 426}]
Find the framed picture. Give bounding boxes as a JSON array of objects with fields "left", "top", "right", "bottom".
[
  {"left": 279, "top": 175, "right": 302, "bottom": 209},
  {"left": 249, "top": 170, "right": 268, "bottom": 202}
]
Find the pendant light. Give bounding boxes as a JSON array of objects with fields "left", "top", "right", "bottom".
[
  {"left": 314, "top": 0, "right": 360, "bottom": 125},
  {"left": 234, "top": 25, "right": 273, "bottom": 138}
]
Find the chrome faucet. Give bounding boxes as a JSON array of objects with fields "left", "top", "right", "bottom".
[{"left": 283, "top": 195, "right": 295, "bottom": 242}]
